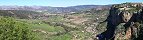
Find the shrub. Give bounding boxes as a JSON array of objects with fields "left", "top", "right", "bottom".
[{"left": 0, "top": 17, "right": 37, "bottom": 40}]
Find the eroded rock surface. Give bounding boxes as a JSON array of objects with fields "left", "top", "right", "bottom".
[{"left": 96, "top": 3, "right": 143, "bottom": 40}]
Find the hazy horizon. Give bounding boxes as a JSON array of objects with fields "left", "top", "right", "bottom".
[{"left": 0, "top": 0, "right": 143, "bottom": 7}]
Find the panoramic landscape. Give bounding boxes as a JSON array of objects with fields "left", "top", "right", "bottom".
[{"left": 0, "top": 0, "right": 143, "bottom": 40}]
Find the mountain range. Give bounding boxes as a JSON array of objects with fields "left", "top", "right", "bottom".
[{"left": 0, "top": 5, "right": 111, "bottom": 13}]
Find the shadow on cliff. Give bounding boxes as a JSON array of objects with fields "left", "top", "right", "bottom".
[{"left": 96, "top": 4, "right": 143, "bottom": 40}]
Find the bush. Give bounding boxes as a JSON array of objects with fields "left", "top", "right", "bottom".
[{"left": 0, "top": 17, "right": 37, "bottom": 40}]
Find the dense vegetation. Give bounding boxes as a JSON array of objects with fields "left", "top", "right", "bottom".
[{"left": 0, "top": 17, "right": 37, "bottom": 40}]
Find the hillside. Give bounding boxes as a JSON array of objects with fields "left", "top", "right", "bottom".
[
  {"left": 0, "top": 10, "right": 45, "bottom": 19},
  {"left": 0, "top": 5, "right": 111, "bottom": 13},
  {"left": 0, "top": 3, "right": 143, "bottom": 40}
]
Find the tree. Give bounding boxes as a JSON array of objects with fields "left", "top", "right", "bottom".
[{"left": 0, "top": 17, "right": 37, "bottom": 40}]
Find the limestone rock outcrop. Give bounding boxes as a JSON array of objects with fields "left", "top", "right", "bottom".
[{"left": 96, "top": 3, "right": 143, "bottom": 40}]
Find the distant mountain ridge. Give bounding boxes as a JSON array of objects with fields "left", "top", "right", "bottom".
[{"left": 0, "top": 5, "right": 111, "bottom": 13}]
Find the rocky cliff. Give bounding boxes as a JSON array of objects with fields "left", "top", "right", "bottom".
[{"left": 96, "top": 3, "right": 143, "bottom": 40}]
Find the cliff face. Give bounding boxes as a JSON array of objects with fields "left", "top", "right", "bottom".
[
  {"left": 96, "top": 3, "right": 143, "bottom": 40},
  {"left": 109, "top": 3, "right": 143, "bottom": 23},
  {"left": 112, "top": 3, "right": 143, "bottom": 40}
]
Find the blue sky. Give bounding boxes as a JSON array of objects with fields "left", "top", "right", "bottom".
[{"left": 0, "top": 0, "right": 143, "bottom": 7}]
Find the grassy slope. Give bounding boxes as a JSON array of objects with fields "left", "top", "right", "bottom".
[{"left": 16, "top": 13, "right": 95, "bottom": 40}]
